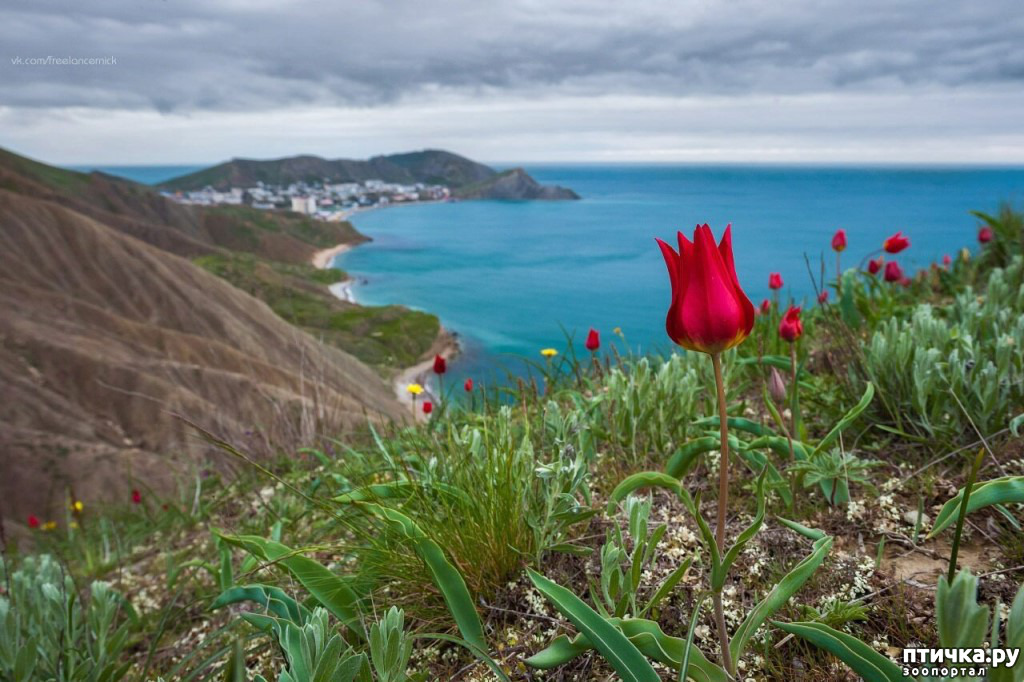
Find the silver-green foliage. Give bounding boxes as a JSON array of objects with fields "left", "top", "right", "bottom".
[
  {"left": 860, "top": 256, "right": 1024, "bottom": 439},
  {"left": 368, "top": 607, "right": 412, "bottom": 682},
  {"left": 251, "top": 607, "right": 371, "bottom": 682},
  {"left": 596, "top": 352, "right": 710, "bottom": 461},
  {"left": 0, "top": 555, "right": 136, "bottom": 682}
]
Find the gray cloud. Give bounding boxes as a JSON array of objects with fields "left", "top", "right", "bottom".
[{"left": 2, "top": 0, "right": 1023, "bottom": 112}]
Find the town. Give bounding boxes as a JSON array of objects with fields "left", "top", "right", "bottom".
[{"left": 161, "top": 179, "right": 451, "bottom": 221}]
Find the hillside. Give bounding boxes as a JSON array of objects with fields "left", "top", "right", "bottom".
[
  {"left": 159, "top": 149, "right": 579, "bottom": 200},
  {"left": 0, "top": 148, "right": 448, "bottom": 521}
]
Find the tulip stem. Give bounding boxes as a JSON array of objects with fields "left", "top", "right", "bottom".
[
  {"left": 710, "top": 352, "right": 735, "bottom": 678},
  {"left": 836, "top": 251, "right": 842, "bottom": 294}
]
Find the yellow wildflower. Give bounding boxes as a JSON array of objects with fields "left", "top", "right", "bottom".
[
  {"left": 42, "top": 521, "right": 57, "bottom": 531},
  {"left": 540, "top": 348, "right": 558, "bottom": 358},
  {"left": 613, "top": 326, "right": 622, "bottom": 335},
  {"left": 72, "top": 500, "right": 84, "bottom": 513},
  {"left": 406, "top": 383, "right": 424, "bottom": 396}
]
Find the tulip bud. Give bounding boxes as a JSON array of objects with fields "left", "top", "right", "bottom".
[
  {"left": 759, "top": 299, "right": 771, "bottom": 314},
  {"left": 978, "top": 226, "right": 993, "bottom": 244},
  {"left": 942, "top": 254, "right": 952, "bottom": 267},
  {"left": 464, "top": 378, "right": 473, "bottom": 392},
  {"left": 883, "top": 231, "right": 910, "bottom": 254},
  {"left": 27, "top": 514, "right": 40, "bottom": 529},
  {"left": 867, "top": 258, "right": 883, "bottom": 275},
  {"left": 769, "top": 272, "right": 784, "bottom": 290},
  {"left": 585, "top": 328, "right": 600, "bottom": 352},
  {"left": 778, "top": 306, "right": 803, "bottom": 342},
  {"left": 884, "top": 261, "right": 904, "bottom": 283},
  {"left": 831, "top": 229, "right": 847, "bottom": 252},
  {"left": 132, "top": 489, "right": 142, "bottom": 504},
  {"left": 432, "top": 354, "right": 447, "bottom": 375},
  {"left": 657, "top": 224, "right": 755, "bottom": 354},
  {"left": 768, "top": 367, "right": 787, "bottom": 404},
  {"left": 817, "top": 290, "right": 828, "bottom": 304},
  {"left": 422, "top": 401, "right": 433, "bottom": 415}
]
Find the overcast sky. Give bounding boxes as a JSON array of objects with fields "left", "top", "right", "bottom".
[{"left": 2, "top": 0, "right": 1023, "bottom": 164}]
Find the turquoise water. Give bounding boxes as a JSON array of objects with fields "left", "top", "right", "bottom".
[
  {"left": 76, "top": 163, "right": 1024, "bottom": 386},
  {"left": 340, "top": 165, "right": 1024, "bottom": 384}
]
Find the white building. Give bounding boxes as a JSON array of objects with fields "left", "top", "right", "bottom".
[{"left": 290, "top": 196, "right": 317, "bottom": 215}]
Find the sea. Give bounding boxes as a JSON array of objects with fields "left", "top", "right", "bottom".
[{"left": 77, "top": 163, "right": 1024, "bottom": 388}]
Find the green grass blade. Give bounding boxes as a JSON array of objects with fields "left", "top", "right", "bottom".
[
  {"left": 526, "top": 569, "right": 661, "bottom": 682},
  {"left": 355, "top": 503, "right": 487, "bottom": 652}
]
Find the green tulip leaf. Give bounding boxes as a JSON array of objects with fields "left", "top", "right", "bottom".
[
  {"left": 927, "top": 476, "right": 1024, "bottom": 539},
  {"left": 811, "top": 382, "right": 874, "bottom": 457},
  {"left": 773, "top": 621, "right": 906, "bottom": 682},
  {"left": 524, "top": 616, "right": 727, "bottom": 682},
  {"left": 211, "top": 584, "right": 308, "bottom": 624},
  {"left": 526, "top": 570, "right": 661, "bottom": 682},
  {"left": 606, "top": 471, "right": 682, "bottom": 514},
  {"left": 214, "top": 532, "right": 366, "bottom": 640},
  {"left": 666, "top": 437, "right": 720, "bottom": 479},
  {"left": 730, "top": 529, "right": 833, "bottom": 663}
]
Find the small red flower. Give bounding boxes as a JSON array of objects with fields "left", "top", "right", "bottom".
[
  {"left": 900, "top": 277, "right": 912, "bottom": 288},
  {"left": 883, "top": 231, "right": 910, "bottom": 254},
  {"left": 422, "top": 401, "right": 433, "bottom": 415},
  {"left": 27, "top": 514, "right": 40, "bottom": 529},
  {"left": 831, "top": 229, "right": 847, "bottom": 252},
  {"left": 464, "top": 378, "right": 473, "bottom": 392},
  {"left": 778, "top": 306, "right": 803, "bottom": 343},
  {"left": 884, "top": 260, "right": 904, "bottom": 282},
  {"left": 978, "top": 226, "right": 993, "bottom": 244},
  {"left": 867, "top": 258, "right": 883, "bottom": 275},
  {"left": 585, "top": 328, "right": 600, "bottom": 352},
  {"left": 432, "top": 354, "right": 446, "bottom": 375},
  {"left": 759, "top": 299, "right": 771, "bottom": 314},
  {"left": 131, "top": 489, "right": 142, "bottom": 505},
  {"left": 942, "top": 254, "right": 952, "bottom": 267},
  {"left": 768, "top": 272, "right": 783, "bottom": 290},
  {"left": 817, "top": 290, "right": 829, "bottom": 304}
]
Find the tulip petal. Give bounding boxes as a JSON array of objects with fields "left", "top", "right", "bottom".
[{"left": 656, "top": 238, "right": 679, "bottom": 298}]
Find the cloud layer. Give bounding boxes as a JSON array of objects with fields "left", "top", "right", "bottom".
[{"left": 2, "top": 0, "right": 1023, "bottom": 162}]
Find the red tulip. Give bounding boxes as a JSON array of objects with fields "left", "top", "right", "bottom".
[
  {"left": 831, "top": 229, "right": 847, "bottom": 252},
  {"left": 883, "top": 231, "right": 910, "bottom": 254},
  {"left": 867, "top": 258, "right": 883, "bottom": 275},
  {"left": 759, "top": 299, "right": 771, "bottom": 314},
  {"left": 464, "top": 378, "right": 473, "bottom": 392},
  {"left": 422, "top": 401, "right": 433, "bottom": 414},
  {"left": 768, "top": 272, "right": 783, "bottom": 290},
  {"left": 432, "top": 354, "right": 446, "bottom": 375},
  {"left": 131, "top": 489, "right": 142, "bottom": 505},
  {"left": 817, "top": 290, "right": 829, "bottom": 304},
  {"left": 884, "top": 261, "right": 903, "bottom": 282},
  {"left": 657, "top": 224, "right": 754, "bottom": 354},
  {"left": 27, "top": 514, "right": 40, "bottom": 529},
  {"left": 585, "top": 328, "right": 600, "bottom": 352},
  {"left": 942, "top": 254, "right": 952, "bottom": 267},
  {"left": 778, "top": 306, "right": 803, "bottom": 342},
  {"left": 978, "top": 226, "right": 993, "bottom": 244}
]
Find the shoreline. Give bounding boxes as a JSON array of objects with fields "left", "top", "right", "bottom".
[{"left": 310, "top": 208, "right": 462, "bottom": 413}]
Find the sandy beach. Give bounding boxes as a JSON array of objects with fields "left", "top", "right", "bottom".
[
  {"left": 392, "top": 327, "right": 461, "bottom": 421},
  {"left": 311, "top": 233, "right": 460, "bottom": 414},
  {"left": 310, "top": 242, "right": 354, "bottom": 269}
]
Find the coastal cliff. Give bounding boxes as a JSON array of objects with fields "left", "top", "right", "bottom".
[
  {"left": 159, "top": 149, "right": 579, "bottom": 201},
  {"left": 0, "top": 147, "right": 443, "bottom": 519}
]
